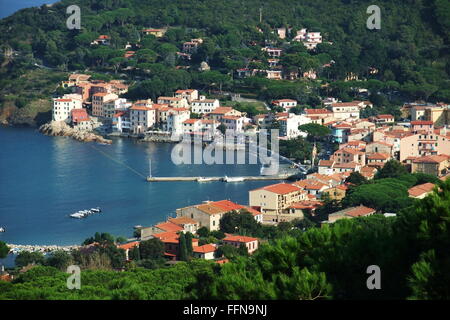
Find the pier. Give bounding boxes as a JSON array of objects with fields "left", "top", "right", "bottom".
[{"left": 146, "top": 175, "right": 294, "bottom": 182}]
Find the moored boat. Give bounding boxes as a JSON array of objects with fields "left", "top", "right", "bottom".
[{"left": 223, "top": 176, "right": 245, "bottom": 183}]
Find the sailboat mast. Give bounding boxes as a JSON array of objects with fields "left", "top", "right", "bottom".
[{"left": 148, "top": 159, "right": 152, "bottom": 178}]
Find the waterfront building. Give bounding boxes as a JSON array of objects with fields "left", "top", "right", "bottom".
[
  {"left": 71, "top": 109, "right": 92, "bottom": 131},
  {"left": 130, "top": 103, "right": 156, "bottom": 134},
  {"left": 52, "top": 94, "right": 83, "bottom": 122},
  {"left": 91, "top": 93, "right": 119, "bottom": 118},
  {"left": 112, "top": 111, "right": 131, "bottom": 133}
]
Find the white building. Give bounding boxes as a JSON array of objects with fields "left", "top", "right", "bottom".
[
  {"left": 191, "top": 97, "right": 220, "bottom": 114},
  {"left": 112, "top": 111, "right": 131, "bottom": 133},
  {"left": 222, "top": 116, "right": 245, "bottom": 133},
  {"left": 330, "top": 102, "right": 360, "bottom": 120},
  {"left": 279, "top": 114, "right": 311, "bottom": 139},
  {"left": 52, "top": 94, "right": 83, "bottom": 122},
  {"left": 174, "top": 89, "right": 199, "bottom": 103},
  {"left": 272, "top": 99, "right": 298, "bottom": 112},
  {"left": 130, "top": 105, "right": 156, "bottom": 134},
  {"left": 157, "top": 96, "right": 189, "bottom": 109},
  {"left": 103, "top": 98, "right": 131, "bottom": 118},
  {"left": 167, "top": 110, "right": 191, "bottom": 134},
  {"left": 182, "top": 119, "right": 203, "bottom": 134}
]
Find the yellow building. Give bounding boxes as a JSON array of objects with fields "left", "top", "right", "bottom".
[
  {"left": 322, "top": 185, "right": 348, "bottom": 201},
  {"left": 249, "top": 183, "right": 307, "bottom": 223}
]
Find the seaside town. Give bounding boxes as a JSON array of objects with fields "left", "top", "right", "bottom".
[
  {"left": 1, "top": 0, "right": 450, "bottom": 302},
  {"left": 7, "top": 70, "right": 448, "bottom": 265}
]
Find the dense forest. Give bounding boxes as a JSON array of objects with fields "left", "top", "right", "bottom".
[
  {"left": 1, "top": 178, "right": 449, "bottom": 300},
  {"left": 0, "top": 0, "right": 449, "bottom": 125}
]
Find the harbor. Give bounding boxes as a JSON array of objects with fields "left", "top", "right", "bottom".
[{"left": 146, "top": 175, "right": 294, "bottom": 182}]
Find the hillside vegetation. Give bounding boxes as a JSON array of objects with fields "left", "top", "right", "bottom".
[
  {"left": 0, "top": 0, "right": 449, "bottom": 122},
  {"left": 1, "top": 178, "right": 449, "bottom": 300}
]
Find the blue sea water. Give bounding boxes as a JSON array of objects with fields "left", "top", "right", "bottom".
[
  {"left": 0, "top": 0, "right": 58, "bottom": 19},
  {"left": 0, "top": 126, "right": 273, "bottom": 245}
]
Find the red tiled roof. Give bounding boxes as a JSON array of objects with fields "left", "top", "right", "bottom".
[
  {"left": 211, "top": 200, "right": 243, "bottom": 212},
  {"left": 318, "top": 160, "right": 334, "bottom": 167},
  {"left": 153, "top": 231, "right": 179, "bottom": 242},
  {"left": 253, "top": 183, "right": 301, "bottom": 195},
  {"left": 193, "top": 244, "right": 216, "bottom": 253},
  {"left": 223, "top": 234, "right": 258, "bottom": 243},
  {"left": 117, "top": 241, "right": 139, "bottom": 251},
  {"left": 154, "top": 222, "right": 184, "bottom": 233},
  {"left": 209, "top": 107, "right": 234, "bottom": 115},
  {"left": 305, "top": 108, "right": 332, "bottom": 115},
  {"left": 367, "top": 153, "right": 390, "bottom": 160},
  {"left": 183, "top": 119, "right": 200, "bottom": 124},
  {"left": 169, "top": 217, "right": 198, "bottom": 226},
  {"left": 333, "top": 162, "right": 359, "bottom": 169},
  {"left": 175, "top": 89, "right": 196, "bottom": 94},
  {"left": 413, "top": 154, "right": 449, "bottom": 164},
  {"left": 408, "top": 183, "right": 435, "bottom": 197},
  {"left": 411, "top": 120, "right": 433, "bottom": 126},
  {"left": 71, "top": 109, "right": 89, "bottom": 122},
  {"left": 294, "top": 180, "right": 328, "bottom": 190},
  {"left": 376, "top": 114, "right": 395, "bottom": 119},
  {"left": 332, "top": 205, "right": 376, "bottom": 218},
  {"left": 289, "top": 200, "right": 323, "bottom": 210}
]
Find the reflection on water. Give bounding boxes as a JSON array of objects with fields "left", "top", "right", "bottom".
[{"left": 0, "top": 127, "right": 284, "bottom": 245}]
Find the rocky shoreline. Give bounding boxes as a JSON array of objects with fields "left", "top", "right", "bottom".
[
  {"left": 39, "top": 121, "right": 112, "bottom": 144},
  {"left": 6, "top": 244, "right": 81, "bottom": 253}
]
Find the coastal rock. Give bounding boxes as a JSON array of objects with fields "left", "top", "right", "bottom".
[{"left": 39, "top": 121, "right": 112, "bottom": 144}]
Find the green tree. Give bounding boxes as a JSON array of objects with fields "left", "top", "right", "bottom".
[
  {"left": 299, "top": 123, "right": 331, "bottom": 140},
  {"left": 15, "top": 251, "right": 45, "bottom": 268},
  {"left": 375, "top": 160, "right": 408, "bottom": 179},
  {"left": 197, "top": 227, "right": 209, "bottom": 238},
  {"left": 0, "top": 241, "right": 9, "bottom": 259},
  {"left": 345, "top": 172, "right": 368, "bottom": 186},
  {"left": 179, "top": 233, "right": 189, "bottom": 261},
  {"left": 407, "top": 179, "right": 450, "bottom": 299},
  {"left": 139, "top": 238, "right": 164, "bottom": 260},
  {"left": 45, "top": 251, "right": 72, "bottom": 270}
]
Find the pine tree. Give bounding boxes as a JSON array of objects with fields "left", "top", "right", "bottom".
[{"left": 179, "top": 233, "right": 188, "bottom": 261}]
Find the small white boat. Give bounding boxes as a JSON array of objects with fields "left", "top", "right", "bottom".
[
  {"left": 0, "top": 227, "right": 5, "bottom": 233},
  {"left": 69, "top": 207, "right": 102, "bottom": 219},
  {"left": 69, "top": 212, "right": 84, "bottom": 219},
  {"left": 223, "top": 176, "right": 245, "bottom": 183},
  {"left": 197, "top": 177, "right": 214, "bottom": 182}
]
